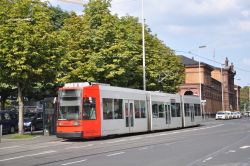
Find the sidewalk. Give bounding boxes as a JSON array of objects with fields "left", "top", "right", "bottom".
[{"left": 0, "top": 133, "right": 62, "bottom": 146}]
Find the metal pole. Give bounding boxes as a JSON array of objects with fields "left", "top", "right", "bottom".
[
  {"left": 0, "top": 124, "right": 2, "bottom": 143},
  {"left": 198, "top": 57, "right": 204, "bottom": 119},
  {"left": 197, "top": 45, "right": 206, "bottom": 119},
  {"left": 221, "top": 66, "right": 224, "bottom": 111},
  {"left": 249, "top": 86, "right": 250, "bottom": 111},
  {"left": 142, "top": 0, "right": 146, "bottom": 91}
]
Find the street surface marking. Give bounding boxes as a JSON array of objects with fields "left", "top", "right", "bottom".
[
  {"left": 107, "top": 152, "right": 125, "bottom": 157},
  {"left": 0, "top": 146, "right": 20, "bottom": 150},
  {"left": 65, "top": 144, "right": 93, "bottom": 150},
  {"left": 202, "top": 157, "right": 213, "bottom": 163},
  {"left": 61, "top": 159, "right": 87, "bottom": 166},
  {"left": 0, "top": 150, "right": 56, "bottom": 162},
  {"left": 107, "top": 139, "right": 127, "bottom": 144},
  {"left": 226, "top": 150, "right": 236, "bottom": 154},
  {"left": 129, "top": 137, "right": 142, "bottom": 141},
  {"left": 240, "top": 146, "right": 250, "bottom": 149},
  {"left": 138, "top": 147, "right": 148, "bottom": 151}
]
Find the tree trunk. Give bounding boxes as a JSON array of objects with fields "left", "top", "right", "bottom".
[
  {"left": 17, "top": 82, "right": 24, "bottom": 134},
  {"left": 1, "top": 100, "right": 5, "bottom": 110},
  {"left": 0, "top": 97, "right": 7, "bottom": 110}
]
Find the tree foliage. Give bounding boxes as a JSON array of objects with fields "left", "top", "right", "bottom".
[
  {"left": 58, "top": 0, "right": 184, "bottom": 92},
  {"left": 0, "top": 0, "right": 63, "bottom": 133},
  {"left": 240, "top": 86, "right": 250, "bottom": 111}
]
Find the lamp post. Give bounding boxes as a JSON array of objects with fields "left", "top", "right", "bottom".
[
  {"left": 248, "top": 84, "right": 250, "bottom": 111},
  {"left": 198, "top": 45, "right": 206, "bottom": 119},
  {"left": 141, "top": 0, "right": 146, "bottom": 91},
  {"left": 221, "top": 65, "right": 224, "bottom": 112}
]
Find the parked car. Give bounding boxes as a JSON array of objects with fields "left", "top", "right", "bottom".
[
  {"left": 232, "top": 112, "right": 237, "bottom": 119},
  {"left": 215, "top": 111, "right": 228, "bottom": 120},
  {"left": 24, "top": 111, "right": 43, "bottom": 131},
  {"left": 0, "top": 111, "right": 18, "bottom": 134},
  {"left": 235, "top": 111, "right": 241, "bottom": 118}
]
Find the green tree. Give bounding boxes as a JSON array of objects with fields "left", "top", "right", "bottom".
[
  {"left": 240, "top": 86, "right": 250, "bottom": 111},
  {"left": 0, "top": 83, "right": 16, "bottom": 110},
  {"left": 58, "top": 0, "right": 184, "bottom": 92},
  {"left": 0, "top": 0, "right": 63, "bottom": 134}
]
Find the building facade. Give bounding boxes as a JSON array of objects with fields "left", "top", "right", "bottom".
[{"left": 179, "top": 56, "right": 240, "bottom": 116}]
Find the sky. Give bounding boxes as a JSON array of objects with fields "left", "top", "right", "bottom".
[{"left": 47, "top": 0, "right": 250, "bottom": 87}]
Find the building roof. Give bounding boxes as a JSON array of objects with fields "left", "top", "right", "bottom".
[{"left": 179, "top": 55, "right": 214, "bottom": 70}]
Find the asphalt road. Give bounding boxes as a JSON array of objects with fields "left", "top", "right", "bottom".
[{"left": 1, "top": 118, "right": 250, "bottom": 166}]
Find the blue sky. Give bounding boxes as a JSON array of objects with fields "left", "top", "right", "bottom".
[{"left": 48, "top": 0, "right": 250, "bottom": 87}]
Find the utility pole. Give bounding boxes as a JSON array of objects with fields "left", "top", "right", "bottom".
[{"left": 141, "top": 0, "right": 146, "bottom": 91}]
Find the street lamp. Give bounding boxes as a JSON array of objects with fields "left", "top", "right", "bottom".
[
  {"left": 248, "top": 84, "right": 250, "bottom": 111},
  {"left": 221, "top": 65, "right": 224, "bottom": 112},
  {"left": 141, "top": 0, "right": 146, "bottom": 91},
  {"left": 198, "top": 46, "right": 206, "bottom": 119}
]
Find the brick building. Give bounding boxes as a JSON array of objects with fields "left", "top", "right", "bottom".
[{"left": 179, "top": 56, "right": 240, "bottom": 116}]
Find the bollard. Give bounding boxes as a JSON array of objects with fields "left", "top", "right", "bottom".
[{"left": 0, "top": 124, "right": 2, "bottom": 143}]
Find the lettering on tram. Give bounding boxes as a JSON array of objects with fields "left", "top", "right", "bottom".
[{"left": 56, "top": 82, "right": 202, "bottom": 139}]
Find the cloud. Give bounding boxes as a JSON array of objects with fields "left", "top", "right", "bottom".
[
  {"left": 241, "top": 10, "right": 250, "bottom": 17},
  {"left": 242, "top": 58, "right": 250, "bottom": 65}
]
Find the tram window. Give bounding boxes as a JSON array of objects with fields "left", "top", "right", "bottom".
[
  {"left": 83, "top": 97, "right": 96, "bottom": 120},
  {"left": 184, "top": 103, "right": 190, "bottom": 117},
  {"left": 114, "top": 99, "right": 123, "bottom": 119},
  {"left": 171, "top": 103, "right": 176, "bottom": 117},
  {"left": 103, "top": 98, "right": 113, "bottom": 119},
  {"left": 152, "top": 102, "right": 158, "bottom": 118},
  {"left": 135, "top": 100, "right": 147, "bottom": 119},
  {"left": 158, "top": 103, "right": 164, "bottom": 118},
  {"left": 140, "top": 100, "right": 146, "bottom": 118},
  {"left": 135, "top": 100, "right": 140, "bottom": 118},
  {"left": 176, "top": 103, "right": 181, "bottom": 117},
  {"left": 194, "top": 104, "right": 201, "bottom": 116}
]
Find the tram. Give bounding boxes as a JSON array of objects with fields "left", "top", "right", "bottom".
[{"left": 56, "top": 82, "right": 202, "bottom": 139}]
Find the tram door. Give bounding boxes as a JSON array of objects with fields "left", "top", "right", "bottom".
[
  {"left": 124, "top": 100, "right": 134, "bottom": 132},
  {"left": 165, "top": 104, "right": 171, "bottom": 124},
  {"left": 190, "top": 105, "right": 195, "bottom": 122}
]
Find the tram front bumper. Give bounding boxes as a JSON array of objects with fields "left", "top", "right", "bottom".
[{"left": 56, "top": 132, "right": 83, "bottom": 139}]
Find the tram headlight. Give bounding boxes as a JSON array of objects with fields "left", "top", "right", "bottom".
[{"left": 74, "top": 121, "right": 80, "bottom": 126}]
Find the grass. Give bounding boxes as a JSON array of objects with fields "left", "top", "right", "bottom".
[{"left": 9, "top": 133, "right": 36, "bottom": 139}]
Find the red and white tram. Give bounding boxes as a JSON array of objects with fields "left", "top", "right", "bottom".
[{"left": 56, "top": 82, "right": 202, "bottom": 139}]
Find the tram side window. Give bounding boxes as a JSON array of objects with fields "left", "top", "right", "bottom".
[
  {"left": 135, "top": 100, "right": 140, "bottom": 118},
  {"left": 171, "top": 103, "right": 177, "bottom": 117},
  {"left": 158, "top": 103, "right": 164, "bottom": 118},
  {"left": 103, "top": 98, "right": 113, "bottom": 119},
  {"left": 152, "top": 102, "right": 158, "bottom": 118},
  {"left": 135, "top": 100, "right": 147, "bottom": 119},
  {"left": 194, "top": 104, "right": 201, "bottom": 116},
  {"left": 184, "top": 103, "right": 190, "bottom": 117},
  {"left": 114, "top": 99, "right": 123, "bottom": 119},
  {"left": 83, "top": 97, "right": 96, "bottom": 120},
  {"left": 140, "top": 100, "right": 146, "bottom": 118},
  {"left": 176, "top": 103, "right": 181, "bottom": 117}
]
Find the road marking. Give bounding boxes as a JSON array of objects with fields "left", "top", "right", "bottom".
[
  {"left": 65, "top": 144, "right": 93, "bottom": 150},
  {"left": 107, "top": 152, "right": 125, "bottom": 157},
  {"left": 129, "top": 137, "right": 142, "bottom": 141},
  {"left": 61, "top": 159, "right": 87, "bottom": 166},
  {"left": 240, "top": 146, "right": 250, "bottom": 149},
  {"left": 202, "top": 157, "right": 213, "bottom": 163},
  {"left": 226, "top": 150, "right": 236, "bottom": 154},
  {"left": 0, "top": 150, "right": 56, "bottom": 162},
  {"left": 107, "top": 139, "right": 127, "bottom": 144},
  {"left": 0, "top": 146, "right": 20, "bottom": 150},
  {"left": 138, "top": 147, "right": 148, "bottom": 151}
]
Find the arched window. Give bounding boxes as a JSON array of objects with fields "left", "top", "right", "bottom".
[{"left": 184, "top": 91, "right": 194, "bottom": 95}]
